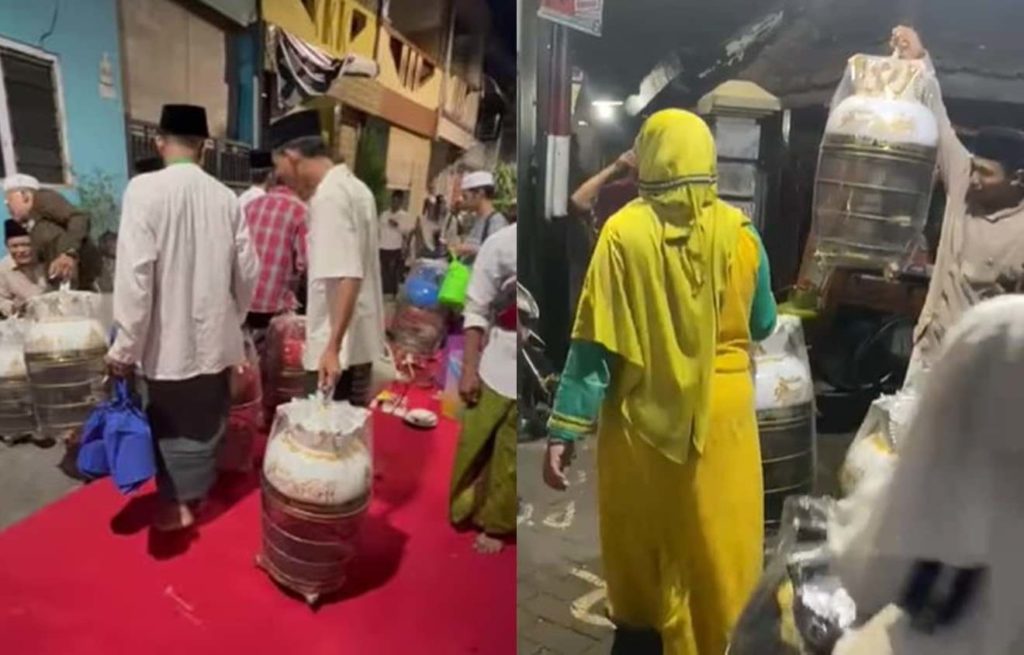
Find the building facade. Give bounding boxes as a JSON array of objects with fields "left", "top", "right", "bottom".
[
  {"left": 262, "top": 0, "right": 495, "bottom": 214},
  {"left": 0, "top": 0, "right": 130, "bottom": 244},
  {"left": 118, "top": 0, "right": 260, "bottom": 190}
]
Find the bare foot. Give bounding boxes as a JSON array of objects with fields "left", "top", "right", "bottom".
[
  {"left": 473, "top": 533, "right": 504, "bottom": 555},
  {"left": 152, "top": 501, "right": 195, "bottom": 532}
]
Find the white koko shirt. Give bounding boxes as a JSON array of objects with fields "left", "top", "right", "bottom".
[
  {"left": 464, "top": 223, "right": 517, "bottom": 400},
  {"left": 109, "top": 162, "right": 259, "bottom": 380},
  {"left": 303, "top": 164, "right": 386, "bottom": 371}
]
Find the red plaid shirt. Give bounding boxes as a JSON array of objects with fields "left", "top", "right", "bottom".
[{"left": 245, "top": 186, "right": 308, "bottom": 313}]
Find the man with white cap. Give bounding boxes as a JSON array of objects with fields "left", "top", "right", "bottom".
[
  {"left": 452, "top": 170, "right": 508, "bottom": 263},
  {"left": 3, "top": 173, "right": 102, "bottom": 289}
]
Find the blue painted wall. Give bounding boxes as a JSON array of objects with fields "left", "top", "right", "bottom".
[{"left": 0, "top": 0, "right": 129, "bottom": 255}]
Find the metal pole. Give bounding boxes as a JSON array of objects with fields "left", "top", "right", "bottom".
[
  {"left": 543, "top": 24, "right": 571, "bottom": 220},
  {"left": 518, "top": 0, "right": 541, "bottom": 290}
]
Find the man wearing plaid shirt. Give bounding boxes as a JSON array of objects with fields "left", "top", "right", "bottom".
[{"left": 243, "top": 180, "right": 309, "bottom": 346}]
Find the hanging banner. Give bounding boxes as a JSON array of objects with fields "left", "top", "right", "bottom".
[
  {"left": 273, "top": 28, "right": 378, "bottom": 110},
  {"left": 538, "top": 0, "right": 603, "bottom": 37}
]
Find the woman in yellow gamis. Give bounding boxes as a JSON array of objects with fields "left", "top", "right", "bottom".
[{"left": 544, "top": 109, "right": 777, "bottom": 654}]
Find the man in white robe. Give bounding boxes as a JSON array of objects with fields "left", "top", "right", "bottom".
[
  {"left": 107, "top": 103, "right": 259, "bottom": 532},
  {"left": 268, "top": 109, "right": 385, "bottom": 406},
  {"left": 833, "top": 296, "right": 1024, "bottom": 655}
]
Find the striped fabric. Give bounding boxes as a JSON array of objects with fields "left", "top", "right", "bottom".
[{"left": 274, "top": 29, "right": 344, "bottom": 109}]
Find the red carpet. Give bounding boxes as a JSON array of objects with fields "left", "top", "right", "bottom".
[{"left": 0, "top": 392, "right": 515, "bottom": 655}]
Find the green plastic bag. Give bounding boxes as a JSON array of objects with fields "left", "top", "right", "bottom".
[{"left": 439, "top": 257, "right": 471, "bottom": 308}]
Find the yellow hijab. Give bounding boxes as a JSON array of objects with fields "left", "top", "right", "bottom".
[{"left": 571, "top": 109, "right": 747, "bottom": 462}]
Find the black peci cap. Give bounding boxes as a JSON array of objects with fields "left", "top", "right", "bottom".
[
  {"left": 973, "top": 126, "right": 1024, "bottom": 173},
  {"left": 133, "top": 156, "right": 164, "bottom": 175},
  {"left": 249, "top": 149, "right": 273, "bottom": 169},
  {"left": 159, "top": 104, "right": 210, "bottom": 139},
  {"left": 268, "top": 110, "right": 321, "bottom": 150},
  {"left": 4, "top": 219, "right": 29, "bottom": 241}
]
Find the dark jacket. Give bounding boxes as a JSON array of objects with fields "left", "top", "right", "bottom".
[{"left": 28, "top": 189, "right": 102, "bottom": 290}]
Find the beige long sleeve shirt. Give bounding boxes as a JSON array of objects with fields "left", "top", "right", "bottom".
[
  {"left": 0, "top": 263, "right": 47, "bottom": 317},
  {"left": 108, "top": 163, "right": 260, "bottom": 380},
  {"left": 912, "top": 58, "right": 1024, "bottom": 370}
]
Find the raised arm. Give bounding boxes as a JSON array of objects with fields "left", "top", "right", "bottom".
[
  {"left": 891, "top": 26, "right": 971, "bottom": 188},
  {"left": 570, "top": 150, "right": 635, "bottom": 212}
]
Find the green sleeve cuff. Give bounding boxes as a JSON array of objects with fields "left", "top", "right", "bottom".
[
  {"left": 547, "top": 340, "right": 611, "bottom": 441},
  {"left": 746, "top": 224, "right": 778, "bottom": 341}
]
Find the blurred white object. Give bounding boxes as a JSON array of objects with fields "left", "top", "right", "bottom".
[{"left": 754, "top": 315, "right": 814, "bottom": 411}]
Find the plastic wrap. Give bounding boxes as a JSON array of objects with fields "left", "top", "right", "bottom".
[
  {"left": 390, "top": 260, "right": 446, "bottom": 388},
  {"left": 262, "top": 397, "right": 373, "bottom": 506},
  {"left": 0, "top": 319, "right": 28, "bottom": 380},
  {"left": 220, "top": 334, "right": 263, "bottom": 472},
  {"left": 264, "top": 313, "right": 306, "bottom": 413},
  {"left": 811, "top": 54, "right": 938, "bottom": 276},
  {"left": 439, "top": 336, "right": 464, "bottom": 419},
  {"left": 730, "top": 496, "right": 857, "bottom": 655},
  {"left": 838, "top": 385, "right": 919, "bottom": 498},
  {"left": 0, "top": 319, "right": 35, "bottom": 439},
  {"left": 257, "top": 396, "right": 373, "bottom": 605},
  {"left": 23, "top": 290, "right": 107, "bottom": 355},
  {"left": 23, "top": 290, "right": 108, "bottom": 439},
  {"left": 755, "top": 316, "right": 816, "bottom": 531}
]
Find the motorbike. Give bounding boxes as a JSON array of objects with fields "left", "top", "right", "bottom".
[{"left": 517, "top": 282, "right": 558, "bottom": 442}]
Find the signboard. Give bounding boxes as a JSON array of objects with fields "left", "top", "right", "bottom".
[{"left": 538, "top": 0, "right": 604, "bottom": 37}]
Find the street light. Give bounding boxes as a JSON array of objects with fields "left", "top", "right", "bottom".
[{"left": 592, "top": 99, "right": 622, "bottom": 122}]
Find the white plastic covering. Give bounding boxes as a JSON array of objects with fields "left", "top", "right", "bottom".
[
  {"left": 0, "top": 319, "right": 28, "bottom": 379},
  {"left": 263, "top": 397, "right": 373, "bottom": 506},
  {"left": 754, "top": 315, "right": 814, "bottom": 411},
  {"left": 23, "top": 290, "right": 107, "bottom": 355},
  {"left": 827, "top": 54, "right": 938, "bottom": 147}
]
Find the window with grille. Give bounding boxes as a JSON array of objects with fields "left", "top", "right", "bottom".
[{"left": 0, "top": 40, "right": 69, "bottom": 185}]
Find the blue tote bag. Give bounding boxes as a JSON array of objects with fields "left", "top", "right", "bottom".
[{"left": 77, "top": 379, "right": 156, "bottom": 494}]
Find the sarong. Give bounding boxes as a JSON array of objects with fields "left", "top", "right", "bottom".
[
  {"left": 146, "top": 370, "right": 230, "bottom": 503},
  {"left": 449, "top": 383, "right": 517, "bottom": 536}
]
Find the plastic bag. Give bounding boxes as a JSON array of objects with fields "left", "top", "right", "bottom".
[
  {"left": 221, "top": 333, "right": 263, "bottom": 472},
  {"left": 76, "top": 379, "right": 155, "bottom": 494},
  {"left": 810, "top": 54, "right": 939, "bottom": 278},
  {"left": 0, "top": 319, "right": 28, "bottom": 380},
  {"left": 729, "top": 496, "right": 857, "bottom": 655},
  {"left": 263, "top": 397, "right": 373, "bottom": 506},
  {"left": 438, "top": 256, "right": 471, "bottom": 308},
  {"left": 838, "top": 385, "right": 919, "bottom": 497},
  {"left": 264, "top": 314, "right": 306, "bottom": 412}
]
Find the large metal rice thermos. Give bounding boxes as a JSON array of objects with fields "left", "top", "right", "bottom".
[
  {"left": 754, "top": 316, "right": 816, "bottom": 534},
  {"left": 23, "top": 291, "right": 108, "bottom": 440},
  {"left": 264, "top": 314, "right": 307, "bottom": 415},
  {"left": 0, "top": 320, "right": 35, "bottom": 441},
  {"left": 812, "top": 54, "right": 938, "bottom": 276},
  {"left": 257, "top": 398, "right": 373, "bottom": 605}
]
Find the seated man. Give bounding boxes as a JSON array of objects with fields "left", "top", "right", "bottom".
[
  {"left": 3, "top": 174, "right": 102, "bottom": 290},
  {"left": 0, "top": 219, "right": 47, "bottom": 317}
]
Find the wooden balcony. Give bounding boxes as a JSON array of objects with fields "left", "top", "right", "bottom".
[{"left": 442, "top": 72, "right": 481, "bottom": 133}]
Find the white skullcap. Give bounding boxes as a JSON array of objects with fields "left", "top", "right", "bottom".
[
  {"left": 3, "top": 174, "right": 40, "bottom": 193},
  {"left": 461, "top": 171, "right": 494, "bottom": 190}
]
